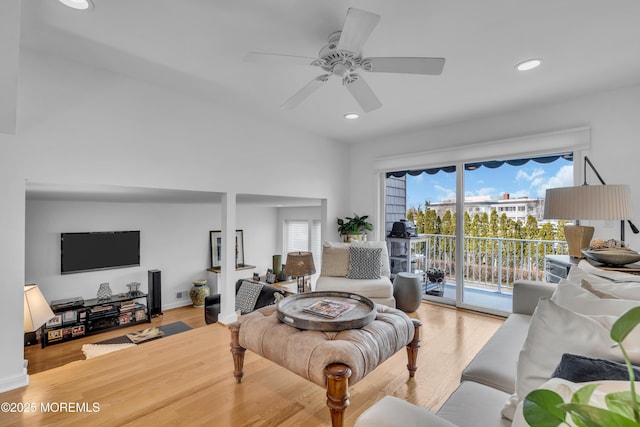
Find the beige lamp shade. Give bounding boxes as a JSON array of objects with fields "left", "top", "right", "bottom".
[
  {"left": 544, "top": 184, "right": 633, "bottom": 258},
  {"left": 543, "top": 185, "right": 632, "bottom": 221},
  {"left": 24, "top": 284, "right": 55, "bottom": 332},
  {"left": 283, "top": 251, "right": 316, "bottom": 277}
]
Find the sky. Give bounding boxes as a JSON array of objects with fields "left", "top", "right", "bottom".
[{"left": 405, "top": 157, "right": 574, "bottom": 209}]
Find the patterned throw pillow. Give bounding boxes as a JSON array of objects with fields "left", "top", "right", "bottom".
[
  {"left": 235, "top": 281, "right": 264, "bottom": 314},
  {"left": 346, "top": 247, "right": 382, "bottom": 279}
]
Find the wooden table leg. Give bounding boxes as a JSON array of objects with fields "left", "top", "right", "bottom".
[
  {"left": 229, "top": 322, "right": 245, "bottom": 384},
  {"left": 325, "top": 363, "right": 351, "bottom": 427},
  {"left": 406, "top": 318, "right": 422, "bottom": 377}
]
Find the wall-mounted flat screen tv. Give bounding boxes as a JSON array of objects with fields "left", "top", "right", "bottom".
[{"left": 61, "top": 231, "right": 140, "bottom": 274}]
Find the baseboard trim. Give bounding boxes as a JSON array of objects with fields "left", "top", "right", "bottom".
[{"left": 0, "top": 370, "right": 29, "bottom": 393}]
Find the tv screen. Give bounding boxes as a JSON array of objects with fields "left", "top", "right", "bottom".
[{"left": 61, "top": 231, "right": 140, "bottom": 274}]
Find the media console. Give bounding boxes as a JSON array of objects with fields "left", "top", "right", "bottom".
[{"left": 41, "top": 292, "right": 151, "bottom": 348}]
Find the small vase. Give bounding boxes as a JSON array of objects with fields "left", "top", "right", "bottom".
[
  {"left": 97, "top": 282, "right": 112, "bottom": 301},
  {"left": 190, "top": 279, "right": 210, "bottom": 307}
]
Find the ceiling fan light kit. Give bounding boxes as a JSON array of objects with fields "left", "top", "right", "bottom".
[
  {"left": 58, "top": 0, "right": 93, "bottom": 10},
  {"left": 246, "top": 8, "right": 445, "bottom": 113},
  {"left": 516, "top": 58, "right": 543, "bottom": 71}
]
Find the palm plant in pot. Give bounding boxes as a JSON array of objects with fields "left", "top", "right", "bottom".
[{"left": 337, "top": 214, "right": 373, "bottom": 243}]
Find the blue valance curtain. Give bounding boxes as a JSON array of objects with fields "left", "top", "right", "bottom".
[{"left": 385, "top": 153, "right": 573, "bottom": 178}]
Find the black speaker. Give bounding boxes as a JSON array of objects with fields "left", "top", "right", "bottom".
[{"left": 148, "top": 269, "right": 163, "bottom": 317}]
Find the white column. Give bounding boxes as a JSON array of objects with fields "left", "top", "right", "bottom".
[
  {"left": 0, "top": 174, "right": 28, "bottom": 392},
  {"left": 218, "top": 192, "right": 238, "bottom": 324}
]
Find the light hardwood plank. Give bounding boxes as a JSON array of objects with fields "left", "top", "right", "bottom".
[{"left": 3, "top": 302, "right": 503, "bottom": 426}]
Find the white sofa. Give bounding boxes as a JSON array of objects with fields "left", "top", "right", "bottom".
[
  {"left": 315, "top": 241, "right": 396, "bottom": 308},
  {"left": 355, "top": 261, "right": 640, "bottom": 427}
]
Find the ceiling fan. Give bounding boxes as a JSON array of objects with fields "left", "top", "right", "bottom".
[{"left": 245, "top": 8, "right": 445, "bottom": 113}]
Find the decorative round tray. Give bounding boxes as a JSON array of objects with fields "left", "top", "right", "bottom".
[
  {"left": 277, "top": 291, "right": 376, "bottom": 331},
  {"left": 582, "top": 249, "right": 640, "bottom": 266}
]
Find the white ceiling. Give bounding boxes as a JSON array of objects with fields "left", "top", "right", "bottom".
[{"left": 14, "top": 0, "right": 640, "bottom": 144}]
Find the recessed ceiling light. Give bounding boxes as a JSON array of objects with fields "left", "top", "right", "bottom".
[
  {"left": 515, "top": 59, "right": 543, "bottom": 72},
  {"left": 58, "top": 0, "right": 93, "bottom": 10},
  {"left": 344, "top": 113, "right": 359, "bottom": 120}
]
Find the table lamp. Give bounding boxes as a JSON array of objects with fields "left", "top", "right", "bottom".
[
  {"left": 24, "top": 284, "right": 55, "bottom": 347},
  {"left": 544, "top": 184, "right": 632, "bottom": 258},
  {"left": 283, "top": 251, "right": 316, "bottom": 293}
]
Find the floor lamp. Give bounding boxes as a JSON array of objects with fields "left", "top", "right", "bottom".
[
  {"left": 544, "top": 156, "right": 636, "bottom": 258},
  {"left": 283, "top": 251, "right": 316, "bottom": 293},
  {"left": 544, "top": 184, "right": 632, "bottom": 258}
]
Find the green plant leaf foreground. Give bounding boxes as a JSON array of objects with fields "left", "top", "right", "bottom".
[
  {"left": 523, "top": 389, "right": 566, "bottom": 427},
  {"left": 560, "top": 403, "right": 640, "bottom": 427},
  {"left": 610, "top": 306, "right": 640, "bottom": 342},
  {"left": 606, "top": 391, "right": 636, "bottom": 421}
]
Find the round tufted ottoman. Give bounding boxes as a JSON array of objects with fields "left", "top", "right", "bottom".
[{"left": 229, "top": 304, "right": 421, "bottom": 427}]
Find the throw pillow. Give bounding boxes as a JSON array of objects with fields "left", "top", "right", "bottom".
[
  {"left": 502, "top": 298, "right": 640, "bottom": 421},
  {"left": 552, "top": 353, "right": 640, "bottom": 383},
  {"left": 581, "top": 279, "right": 619, "bottom": 299},
  {"left": 567, "top": 262, "right": 640, "bottom": 300},
  {"left": 235, "top": 281, "right": 264, "bottom": 314},
  {"left": 351, "top": 240, "right": 391, "bottom": 278},
  {"left": 321, "top": 244, "right": 350, "bottom": 277},
  {"left": 346, "top": 246, "right": 382, "bottom": 279},
  {"left": 550, "top": 280, "right": 639, "bottom": 316}
]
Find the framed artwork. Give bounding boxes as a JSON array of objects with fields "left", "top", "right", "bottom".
[{"left": 210, "top": 229, "right": 245, "bottom": 268}]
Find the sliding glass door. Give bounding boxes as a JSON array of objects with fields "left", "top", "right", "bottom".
[{"left": 385, "top": 152, "right": 573, "bottom": 314}]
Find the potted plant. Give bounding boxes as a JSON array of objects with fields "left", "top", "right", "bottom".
[
  {"left": 426, "top": 267, "right": 446, "bottom": 296},
  {"left": 337, "top": 214, "right": 373, "bottom": 242},
  {"left": 523, "top": 306, "right": 640, "bottom": 426}
]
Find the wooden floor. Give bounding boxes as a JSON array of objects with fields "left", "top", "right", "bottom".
[{"left": 3, "top": 302, "right": 503, "bottom": 426}]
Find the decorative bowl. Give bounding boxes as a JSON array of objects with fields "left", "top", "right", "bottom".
[{"left": 581, "top": 249, "right": 640, "bottom": 266}]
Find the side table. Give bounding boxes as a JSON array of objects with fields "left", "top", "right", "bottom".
[{"left": 393, "top": 272, "right": 423, "bottom": 312}]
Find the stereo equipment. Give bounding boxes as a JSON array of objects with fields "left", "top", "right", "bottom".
[
  {"left": 50, "top": 296, "right": 84, "bottom": 311},
  {"left": 148, "top": 269, "right": 163, "bottom": 317}
]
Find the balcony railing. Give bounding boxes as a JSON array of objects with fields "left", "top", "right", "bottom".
[{"left": 415, "top": 234, "right": 568, "bottom": 294}]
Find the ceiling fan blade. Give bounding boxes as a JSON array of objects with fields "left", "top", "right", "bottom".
[
  {"left": 281, "top": 75, "right": 329, "bottom": 109},
  {"left": 364, "top": 57, "right": 446, "bottom": 75},
  {"left": 344, "top": 74, "right": 382, "bottom": 113},
  {"left": 337, "top": 8, "right": 380, "bottom": 55},
  {"left": 244, "top": 52, "right": 318, "bottom": 66}
]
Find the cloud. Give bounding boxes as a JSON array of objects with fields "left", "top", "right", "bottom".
[
  {"left": 516, "top": 168, "right": 545, "bottom": 183},
  {"left": 534, "top": 165, "right": 573, "bottom": 197}
]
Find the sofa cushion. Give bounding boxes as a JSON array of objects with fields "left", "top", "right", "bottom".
[
  {"left": 315, "top": 276, "right": 394, "bottom": 298},
  {"left": 551, "top": 280, "right": 640, "bottom": 316},
  {"left": 235, "top": 281, "right": 263, "bottom": 314},
  {"left": 566, "top": 262, "right": 640, "bottom": 300},
  {"left": 437, "top": 381, "right": 512, "bottom": 427},
  {"left": 507, "top": 298, "right": 640, "bottom": 419},
  {"left": 347, "top": 246, "right": 382, "bottom": 279},
  {"left": 355, "top": 396, "right": 456, "bottom": 427},
  {"left": 321, "top": 244, "right": 350, "bottom": 277},
  {"left": 461, "top": 313, "right": 531, "bottom": 394}
]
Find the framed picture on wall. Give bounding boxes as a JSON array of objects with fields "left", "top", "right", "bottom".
[{"left": 210, "top": 230, "right": 245, "bottom": 268}]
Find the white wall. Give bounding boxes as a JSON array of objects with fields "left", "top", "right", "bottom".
[
  {"left": 0, "top": 50, "right": 349, "bottom": 391},
  {"left": 350, "top": 84, "right": 640, "bottom": 249},
  {"left": 25, "top": 200, "right": 278, "bottom": 308}
]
